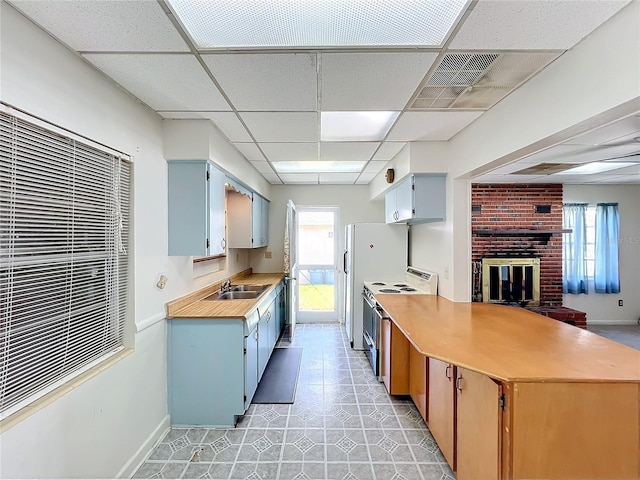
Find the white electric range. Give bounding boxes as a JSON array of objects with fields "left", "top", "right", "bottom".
[{"left": 362, "top": 267, "right": 438, "bottom": 378}]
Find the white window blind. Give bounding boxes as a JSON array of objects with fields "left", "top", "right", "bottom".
[{"left": 0, "top": 110, "right": 131, "bottom": 416}]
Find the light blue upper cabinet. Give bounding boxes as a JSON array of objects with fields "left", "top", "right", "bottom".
[
  {"left": 168, "top": 160, "right": 226, "bottom": 256},
  {"left": 228, "top": 190, "right": 270, "bottom": 248},
  {"left": 385, "top": 174, "right": 447, "bottom": 225}
]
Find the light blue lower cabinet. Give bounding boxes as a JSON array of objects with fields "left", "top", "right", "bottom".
[{"left": 167, "top": 281, "right": 286, "bottom": 427}]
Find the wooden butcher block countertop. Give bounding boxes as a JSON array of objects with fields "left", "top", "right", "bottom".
[
  {"left": 375, "top": 294, "right": 640, "bottom": 383},
  {"left": 166, "top": 270, "right": 285, "bottom": 319}
]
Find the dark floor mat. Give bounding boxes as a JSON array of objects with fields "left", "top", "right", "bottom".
[{"left": 252, "top": 348, "right": 303, "bottom": 404}]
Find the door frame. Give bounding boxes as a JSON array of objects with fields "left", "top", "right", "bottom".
[{"left": 295, "top": 205, "right": 340, "bottom": 323}]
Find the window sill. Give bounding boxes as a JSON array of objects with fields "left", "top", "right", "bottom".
[{"left": 0, "top": 348, "right": 133, "bottom": 434}]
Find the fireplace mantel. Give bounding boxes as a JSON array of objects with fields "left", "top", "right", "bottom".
[
  {"left": 472, "top": 229, "right": 571, "bottom": 236},
  {"left": 472, "top": 229, "right": 571, "bottom": 245}
]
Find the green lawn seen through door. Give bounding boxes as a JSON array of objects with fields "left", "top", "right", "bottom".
[{"left": 299, "top": 284, "right": 335, "bottom": 311}]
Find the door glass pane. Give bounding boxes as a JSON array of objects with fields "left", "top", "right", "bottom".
[{"left": 297, "top": 210, "right": 335, "bottom": 312}]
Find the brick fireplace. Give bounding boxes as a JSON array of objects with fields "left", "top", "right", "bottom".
[{"left": 471, "top": 184, "right": 587, "bottom": 328}]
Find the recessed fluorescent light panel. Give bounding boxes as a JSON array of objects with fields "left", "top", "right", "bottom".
[
  {"left": 273, "top": 161, "right": 365, "bottom": 173},
  {"left": 166, "top": 0, "right": 468, "bottom": 49},
  {"left": 321, "top": 112, "right": 399, "bottom": 141},
  {"left": 560, "top": 162, "right": 638, "bottom": 175}
]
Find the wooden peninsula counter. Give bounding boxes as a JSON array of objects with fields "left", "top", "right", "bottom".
[{"left": 375, "top": 294, "right": 640, "bottom": 480}]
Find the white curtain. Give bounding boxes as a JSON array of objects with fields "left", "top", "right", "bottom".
[{"left": 562, "top": 203, "right": 588, "bottom": 294}]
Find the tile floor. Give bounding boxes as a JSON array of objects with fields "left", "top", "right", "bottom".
[{"left": 133, "top": 323, "right": 455, "bottom": 480}]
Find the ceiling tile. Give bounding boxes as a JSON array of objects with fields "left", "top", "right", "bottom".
[
  {"left": 319, "top": 173, "right": 360, "bottom": 184},
  {"left": 364, "top": 161, "right": 388, "bottom": 174},
  {"left": 449, "top": 0, "right": 630, "bottom": 50},
  {"left": 159, "top": 111, "right": 252, "bottom": 142},
  {"left": 263, "top": 173, "right": 283, "bottom": 184},
  {"left": 83, "top": 54, "right": 230, "bottom": 111},
  {"left": 260, "top": 143, "right": 318, "bottom": 162},
  {"left": 321, "top": 52, "right": 438, "bottom": 110},
  {"left": 11, "top": 1, "right": 189, "bottom": 52},
  {"left": 387, "top": 111, "right": 482, "bottom": 141},
  {"left": 279, "top": 173, "right": 319, "bottom": 184},
  {"left": 250, "top": 161, "right": 275, "bottom": 174},
  {"left": 320, "top": 142, "right": 379, "bottom": 161},
  {"left": 239, "top": 112, "right": 318, "bottom": 142},
  {"left": 373, "top": 142, "right": 406, "bottom": 160},
  {"left": 234, "top": 143, "right": 265, "bottom": 161},
  {"left": 355, "top": 172, "right": 378, "bottom": 184},
  {"left": 202, "top": 53, "right": 317, "bottom": 111}
]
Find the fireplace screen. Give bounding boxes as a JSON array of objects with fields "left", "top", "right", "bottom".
[{"left": 482, "top": 258, "right": 540, "bottom": 305}]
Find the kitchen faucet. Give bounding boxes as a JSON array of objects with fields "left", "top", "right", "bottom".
[{"left": 221, "top": 278, "right": 231, "bottom": 293}]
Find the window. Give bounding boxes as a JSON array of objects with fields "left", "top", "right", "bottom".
[
  {"left": 562, "top": 203, "right": 619, "bottom": 294},
  {"left": 0, "top": 109, "right": 131, "bottom": 417}
]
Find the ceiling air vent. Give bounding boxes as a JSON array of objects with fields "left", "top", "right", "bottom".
[{"left": 411, "top": 52, "right": 560, "bottom": 110}]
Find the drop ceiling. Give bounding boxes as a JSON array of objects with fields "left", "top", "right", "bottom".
[{"left": 8, "top": 0, "right": 637, "bottom": 185}]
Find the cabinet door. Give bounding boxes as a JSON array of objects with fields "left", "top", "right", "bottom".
[
  {"left": 168, "top": 161, "right": 208, "bottom": 256},
  {"left": 168, "top": 161, "right": 226, "bottom": 256},
  {"left": 257, "top": 313, "right": 270, "bottom": 377},
  {"left": 244, "top": 327, "right": 259, "bottom": 410},
  {"left": 412, "top": 174, "right": 446, "bottom": 222},
  {"left": 380, "top": 318, "right": 391, "bottom": 388},
  {"left": 381, "top": 319, "right": 410, "bottom": 395},
  {"left": 252, "top": 194, "right": 262, "bottom": 247},
  {"left": 385, "top": 188, "right": 397, "bottom": 223},
  {"left": 409, "top": 344, "right": 427, "bottom": 421},
  {"left": 267, "top": 299, "right": 278, "bottom": 352},
  {"left": 207, "top": 163, "right": 226, "bottom": 255},
  {"left": 261, "top": 196, "right": 269, "bottom": 246},
  {"left": 428, "top": 358, "right": 456, "bottom": 469},
  {"left": 395, "top": 176, "right": 414, "bottom": 222},
  {"left": 456, "top": 368, "right": 502, "bottom": 480}
]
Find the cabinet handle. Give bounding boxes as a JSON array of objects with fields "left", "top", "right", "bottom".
[
  {"left": 445, "top": 364, "right": 452, "bottom": 380},
  {"left": 456, "top": 374, "right": 463, "bottom": 392},
  {"left": 221, "top": 238, "right": 226, "bottom": 249}
]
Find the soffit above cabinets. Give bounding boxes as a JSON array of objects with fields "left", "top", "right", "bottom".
[{"left": 8, "top": 0, "right": 637, "bottom": 185}]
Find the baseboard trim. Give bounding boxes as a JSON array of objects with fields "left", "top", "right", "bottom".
[
  {"left": 587, "top": 320, "right": 640, "bottom": 326},
  {"left": 117, "top": 414, "right": 170, "bottom": 478}
]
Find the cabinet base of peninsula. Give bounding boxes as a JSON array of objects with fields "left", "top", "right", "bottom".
[{"left": 384, "top": 327, "right": 639, "bottom": 480}]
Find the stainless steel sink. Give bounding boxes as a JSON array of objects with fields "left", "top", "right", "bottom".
[
  {"left": 232, "top": 284, "right": 271, "bottom": 292},
  {"left": 204, "top": 291, "right": 258, "bottom": 301},
  {"left": 203, "top": 283, "right": 271, "bottom": 300}
]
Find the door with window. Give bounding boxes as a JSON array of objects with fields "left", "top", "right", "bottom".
[{"left": 296, "top": 207, "right": 339, "bottom": 322}]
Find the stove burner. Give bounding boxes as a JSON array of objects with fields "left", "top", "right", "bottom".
[
  {"left": 393, "top": 283, "right": 408, "bottom": 287},
  {"left": 372, "top": 282, "right": 386, "bottom": 286},
  {"left": 379, "top": 288, "right": 400, "bottom": 293},
  {"left": 400, "top": 287, "right": 417, "bottom": 292}
]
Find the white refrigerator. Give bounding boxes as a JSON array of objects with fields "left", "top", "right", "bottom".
[{"left": 343, "top": 223, "right": 408, "bottom": 349}]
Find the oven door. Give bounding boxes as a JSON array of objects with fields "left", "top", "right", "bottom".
[{"left": 362, "top": 293, "right": 379, "bottom": 377}]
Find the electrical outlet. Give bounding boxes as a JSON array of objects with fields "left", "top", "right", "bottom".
[
  {"left": 235, "top": 253, "right": 239, "bottom": 263},
  {"left": 265, "top": 251, "right": 272, "bottom": 259},
  {"left": 443, "top": 267, "right": 449, "bottom": 279},
  {"left": 618, "top": 299, "right": 623, "bottom": 307}
]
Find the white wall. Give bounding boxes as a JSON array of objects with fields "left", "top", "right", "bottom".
[
  {"left": 1, "top": 4, "right": 168, "bottom": 477},
  {"left": 563, "top": 185, "right": 640, "bottom": 325}
]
